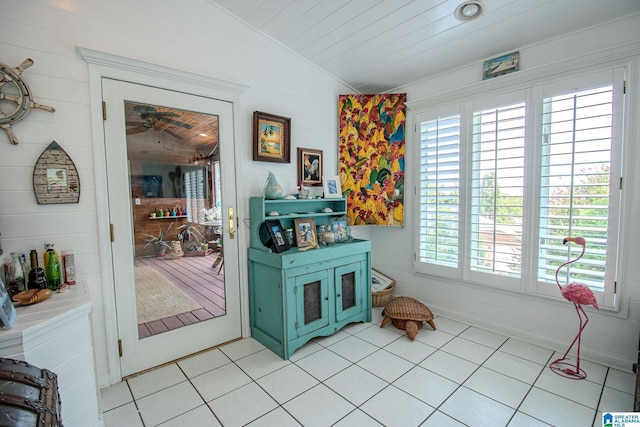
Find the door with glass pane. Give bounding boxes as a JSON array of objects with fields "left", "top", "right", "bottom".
[{"left": 102, "top": 78, "right": 241, "bottom": 377}]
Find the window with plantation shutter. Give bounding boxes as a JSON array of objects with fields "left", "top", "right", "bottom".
[
  {"left": 418, "top": 114, "right": 460, "bottom": 270},
  {"left": 537, "top": 84, "right": 617, "bottom": 294},
  {"left": 414, "top": 67, "right": 624, "bottom": 309},
  {"left": 470, "top": 102, "right": 525, "bottom": 278}
]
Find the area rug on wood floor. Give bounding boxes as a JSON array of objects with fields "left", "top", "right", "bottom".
[{"left": 135, "top": 265, "right": 202, "bottom": 324}]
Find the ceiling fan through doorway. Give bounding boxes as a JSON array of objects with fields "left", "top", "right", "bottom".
[{"left": 126, "top": 104, "right": 193, "bottom": 136}]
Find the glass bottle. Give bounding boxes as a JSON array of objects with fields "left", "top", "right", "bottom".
[
  {"left": 44, "top": 246, "right": 61, "bottom": 290},
  {"left": 19, "top": 253, "right": 29, "bottom": 279},
  {"left": 323, "top": 225, "right": 335, "bottom": 245},
  {"left": 43, "top": 243, "right": 58, "bottom": 267},
  {"left": 285, "top": 229, "right": 294, "bottom": 246},
  {"left": 6, "top": 252, "right": 26, "bottom": 298},
  {"left": 28, "top": 249, "right": 47, "bottom": 290},
  {"left": 61, "top": 250, "right": 76, "bottom": 285}
]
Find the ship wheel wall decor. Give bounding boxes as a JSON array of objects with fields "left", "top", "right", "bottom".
[{"left": 0, "top": 58, "right": 55, "bottom": 145}]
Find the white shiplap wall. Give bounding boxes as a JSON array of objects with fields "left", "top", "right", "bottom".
[
  {"left": 0, "top": 0, "right": 354, "bottom": 387},
  {"left": 1, "top": 1, "right": 639, "bottom": 392}
]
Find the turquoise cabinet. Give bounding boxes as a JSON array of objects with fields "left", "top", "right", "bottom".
[{"left": 248, "top": 197, "right": 371, "bottom": 359}]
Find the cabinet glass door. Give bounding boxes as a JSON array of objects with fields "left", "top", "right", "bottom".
[
  {"left": 335, "top": 262, "right": 364, "bottom": 322},
  {"left": 294, "top": 270, "right": 329, "bottom": 336}
]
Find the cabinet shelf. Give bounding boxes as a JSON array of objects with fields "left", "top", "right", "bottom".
[
  {"left": 251, "top": 196, "right": 347, "bottom": 251},
  {"left": 266, "top": 211, "right": 346, "bottom": 220},
  {"left": 149, "top": 215, "right": 188, "bottom": 220}
]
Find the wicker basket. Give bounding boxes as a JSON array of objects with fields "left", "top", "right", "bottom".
[{"left": 372, "top": 282, "right": 394, "bottom": 307}]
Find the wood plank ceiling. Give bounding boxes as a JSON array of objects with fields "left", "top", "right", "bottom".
[
  {"left": 209, "top": 0, "right": 640, "bottom": 93},
  {"left": 125, "top": 101, "right": 219, "bottom": 166}
]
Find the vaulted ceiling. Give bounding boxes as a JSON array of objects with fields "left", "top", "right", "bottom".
[{"left": 209, "top": 0, "right": 640, "bottom": 93}]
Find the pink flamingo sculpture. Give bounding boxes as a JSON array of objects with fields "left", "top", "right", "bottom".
[{"left": 549, "top": 236, "right": 599, "bottom": 380}]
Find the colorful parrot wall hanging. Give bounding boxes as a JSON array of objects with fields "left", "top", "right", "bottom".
[{"left": 338, "top": 93, "right": 406, "bottom": 226}]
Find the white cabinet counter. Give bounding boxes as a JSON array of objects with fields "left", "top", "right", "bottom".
[{"left": 0, "top": 281, "right": 102, "bottom": 427}]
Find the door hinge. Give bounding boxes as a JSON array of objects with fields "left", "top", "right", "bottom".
[
  {"left": 118, "top": 339, "right": 123, "bottom": 357},
  {"left": 623, "top": 80, "right": 626, "bottom": 94},
  {"left": 620, "top": 177, "right": 623, "bottom": 190},
  {"left": 110, "top": 224, "right": 114, "bottom": 242},
  {"left": 614, "top": 281, "right": 617, "bottom": 294},
  {"left": 102, "top": 101, "right": 107, "bottom": 120}
]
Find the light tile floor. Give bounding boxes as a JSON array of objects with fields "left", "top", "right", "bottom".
[{"left": 101, "top": 309, "right": 636, "bottom": 426}]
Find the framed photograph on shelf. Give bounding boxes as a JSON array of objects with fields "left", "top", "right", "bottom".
[
  {"left": 293, "top": 218, "right": 317, "bottom": 249},
  {"left": 323, "top": 175, "right": 342, "bottom": 198},
  {"left": 330, "top": 216, "right": 351, "bottom": 242},
  {"left": 297, "top": 148, "right": 323, "bottom": 186},
  {"left": 265, "top": 219, "right": 290, "bottom": 253},
  {"left": 371, "top": 268, "right": 395, "bottom": 292},
  {"left": 253, "top": 111, "right": 291, "bottom": 163}
]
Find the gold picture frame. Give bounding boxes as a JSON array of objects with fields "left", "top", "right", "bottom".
[{"left": 293, "top": 218, "right": 317, "bottom": 249}]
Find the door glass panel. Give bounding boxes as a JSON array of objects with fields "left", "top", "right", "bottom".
[
  {"left": 303, "top": 280, "right": 321, "bottom": 324},
  {"left": 341, "top": 271, "right": 356, "bottom": 310},
  {"left": 125, "top": 101, "right": 225, "bottom": 338}
]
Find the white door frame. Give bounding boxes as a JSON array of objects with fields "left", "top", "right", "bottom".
[{"left": 79, "top": 47, "right": 249, "bottom": 385}]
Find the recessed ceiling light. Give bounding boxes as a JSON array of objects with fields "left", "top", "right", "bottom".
[
  {"left": 454, "top": 1, "right": 485, "bottom": 22},
  {"left": 199, "top": 133, "right": 208, "bottom": 137}
]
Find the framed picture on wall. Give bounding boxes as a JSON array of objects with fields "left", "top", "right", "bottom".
[
  {"left": 323, "top": 175, "right": 342, "bottom": 198},
  {"left": 253, "top": 111, "right": 291, "bottom": 163},
  {"left": 297, "top": 148, "right": 323, "bottom": 186},
  {"left": 483, "top": 51, "right": 520, "bottom": 80}
]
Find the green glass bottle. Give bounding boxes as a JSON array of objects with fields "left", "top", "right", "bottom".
[{"left": 44, "top": 248, "right": 61, "bottom": 290}]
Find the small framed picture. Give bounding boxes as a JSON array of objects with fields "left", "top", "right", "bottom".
[
  {"left": 265, "top": 219, "right": 290, "bottom": 253},
  {"left": 46, "top": 168, "right": 69, "bottom": 193},
  {"left": 483, "top": 51, "right": 520, "bottom": 80},
  {"left": 298, "top": 148, "right": 323, "bottom": 186},
  {"left": 331, "top": 217, "right": 351, "bottom": 242},
  {"left": 371, "top": 268, "right": 395, "bottom": 292},
  {"left": 323, "top": 175, "right": 342, "bottom": 198},
  {"left": 253, "top": 111, "right": 291, "bottom": 163},
  {"left": 293, "top": 218, "right": 317, "bottom": 249}
]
